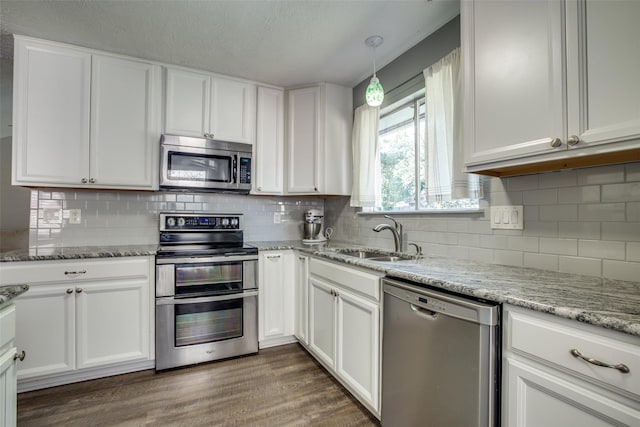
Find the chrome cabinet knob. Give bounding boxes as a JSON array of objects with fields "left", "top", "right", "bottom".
[
  {"left": 14, "top": 351, "right": 26, "bottom": 362},
  {"left": 66, "top": 288, "right": 74, "bottom": 294},
  {"left": 550, "top": 138, "right": 563, "bottom": 148},
  {"left": 81, "top": 178, "right": 88, "bottom": 183},
  {"left": 89, "top": 178, "right": 96, "bottom": 183},
  {"left": 567, "top": 135, "right": 580, "bottom": 146},
  {"left": 76, "top": 288, "right": 83, "bottom": 293}
]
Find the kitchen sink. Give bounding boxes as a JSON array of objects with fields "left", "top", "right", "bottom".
[{"left": 338, "top": 250, "right": 416, "bottom": 262}]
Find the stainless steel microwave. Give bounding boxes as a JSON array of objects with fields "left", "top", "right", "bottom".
[{"left": 160, "top": 135, "right": 252, "bottom": 193}]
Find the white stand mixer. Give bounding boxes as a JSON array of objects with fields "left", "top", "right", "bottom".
[{"left": 302, "top": 209, "right": 326, "bottom": 244}]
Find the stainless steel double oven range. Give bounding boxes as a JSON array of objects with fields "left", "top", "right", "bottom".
[{"left": 155, "top": 213, "right": 258, "bottom": 370}]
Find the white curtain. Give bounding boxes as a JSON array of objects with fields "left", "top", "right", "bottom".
[
  {"left": 350, "top": 104, "right": 380, "bottom": 207},
  {"left": 424, "top": 48, "right": 482, "bottom": 202}
]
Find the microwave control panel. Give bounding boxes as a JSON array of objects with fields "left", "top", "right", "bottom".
[{"left": 239, "top": 157, "right": 251, "bottom": 184}]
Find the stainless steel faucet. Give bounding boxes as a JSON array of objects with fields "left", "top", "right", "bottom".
[{"left": 373, "top": 215, "right": 404, "bottom": 253}]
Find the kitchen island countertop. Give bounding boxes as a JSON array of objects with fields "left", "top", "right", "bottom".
[
  {"left": 250, "top": 240, "right": 640, "bottom": 338},
  {"left": 0, "top": 284, "right": 29, "bottom": 309}
]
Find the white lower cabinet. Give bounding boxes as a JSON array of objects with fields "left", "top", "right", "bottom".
[
  {"left": 307, "top": 257, "right": 383, "bottom": 417},
  {"left": 258, "top": 251, "right": 295, "bottom": 348},
  {"left": 503, "top": 304, "right": 640, "bottom": 426},
  {"left": 0, "top": 257, "right": 154, "bottom": 392},
  {"left": 0, "top": 304, "right": 18, "bottom": 427},
  {"left": 293, "top": 254, "right": 309, "bottom": 345}
]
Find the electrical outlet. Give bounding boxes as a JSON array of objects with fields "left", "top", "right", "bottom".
[
  {"left": 273, "top": 212, "right": 281, "bottom": 224},
  {"left": 68, "top": 209, "right": 82, "bottom": 225},
  {"left": 490, "top": 205, "right": 523, "bottom": 230}
]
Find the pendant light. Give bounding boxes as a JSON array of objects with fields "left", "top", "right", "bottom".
[{"left": 365, "top": 35, "right": 384, "bottom": 107}]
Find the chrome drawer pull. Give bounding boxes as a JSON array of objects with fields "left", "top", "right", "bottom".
[
  {"left": 64, "top": 270, "right": 86, "bottom": 275},
  {"left": 570, "top": 349, "right": 630, "bottom": 374},
  {"left": 14, "top": 350, "right": 26, "bottom": 362}
]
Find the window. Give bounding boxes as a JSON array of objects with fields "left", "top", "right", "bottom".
[{"left": 374, "top": 89, "right": 480, "bottom": 213}]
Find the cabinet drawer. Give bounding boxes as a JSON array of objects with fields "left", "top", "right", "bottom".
[
  {"left": 309, "top": 258, "right": 382, "bottom": 301},
  {"left": 507, "top": 308, "right": 640, "bottom": 398},
  {"left": 0, "top": 257, "right": 151, "bottom": 286},
  {"left": 0, "top": 304, "right": 16, "bottom": 351}
]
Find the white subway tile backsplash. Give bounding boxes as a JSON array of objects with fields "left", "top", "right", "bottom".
[
  {"left": 538, "top": 170, "right": 577, "bottom": 188},
  {"left": 557, "top": 186, "right": 600, "bottom": 204},
  {"left": 523, "top": 189, "right": 558, "bottom": 205},
  {"left": 523, "top": 221, "right": 558, "bottom": 238},
  {"left": 578, "top": 240, "right": 626, "bottom": 260},
  {"left": 559, "top": 256, "right": 602, "bottom": 277},
  {"left": 540, "top": 205, "right": 578, "bottom": 221},
  {"left": 603, "top": 260, "right": 640, "bottom": 282},
  {"left": 627, "top": 242, "right": 640, "bottom": 262},
  {"left": 494, "top": 249, "right": 523, "bottom": 267},
  {"left": 507, "top": 175, "right": 539, "bottom": 191},
  {"left": 558, "top": 221, "right": 600, "bottom": 239},
  {"left": 626, "top": 163, "right": 640, "bottom": 181},
  {"left": 468, "top": 247, "right": 494, "bottom": 263},
  {"left": 524, "top": 253, "right": 559, "bottom": 271},
  {"left": 602, "top": 223, "right": 640, "bottom": 242},
  {"left": 602, "top": 182, "right": 640, "bottom": 202},
  {"left": 507, "top": 236, "right": 539, "bottom": 252},
  {"left": 540, "top": 238, "right": 578, "bottom": 256},
  {"left": 627, "top": 203, "right": 640, "bottom": 221},
  {"left": 577, "top": 165, "right": 625, "bottom": 185},
  {"left": 578, "top": 203, "right": 626, "bottom": 222},
  {"left": 489, "top": 191, "right": 523, "bottom": 205},
  {"left": 524, "top": 206, "right": 539, "bottom": 222}
]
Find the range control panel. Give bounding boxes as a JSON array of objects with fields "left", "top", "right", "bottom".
[{"left": 160, "top": 213, "right": 242, "bottom": 231}]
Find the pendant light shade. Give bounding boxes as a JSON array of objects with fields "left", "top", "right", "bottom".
[{"left": 365, "top": 35, "right": 384, "bottom": 107}]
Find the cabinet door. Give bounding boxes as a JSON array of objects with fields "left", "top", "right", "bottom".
[
  {"left": 505, "top": 357, "right": 640, "bottom": 426},
  {"left": 336, "top": 289, "right": 380, "bottom": 412},
  {"left": 75, "top": 279, "right": 150, "bottom": 369},
  {"left": 294, "top": 255, "right": 309, "bottom": 345},
  {"left": 165, "top": 68, "right": 210, "bottom": 137},
  {"left": 0, "top": 347, "right": 17, "bottom": 427},
  {"left": 254, "top": 86, "right": 284, "bottom": 194},
  {"left": 464, "top": 0, "right": 565, "bottom": 166},
  {"left": 566, "top": 0, "right": 640, "bottom": 149},
  {"left": 210, "top": 77, "right": 256, "bottom": 144},
  {"left": 90, "top": 55, "right": 160, "bottom": 189},
  {"left": 14, "top": 285, "right": 75, "bottom": 378},
  {"left": 12, "top": 38, "right": 91, "bottom": 186},
  {"left": 259, "top": 252, "right": 288, "bottom": 340},
  {"left": 287, "top": 86, "right": 319, "bottom": 193},
  {"left": 308, "top": 277, "right": 335, "bottom": 367}
]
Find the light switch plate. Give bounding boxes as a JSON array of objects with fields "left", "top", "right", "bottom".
[{"left": 490, "top": 205, "right": 523, "bottom": 230}]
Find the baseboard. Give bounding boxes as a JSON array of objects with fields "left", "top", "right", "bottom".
[
  {"left": 258, "top": 335, "right": 297, "bottom": 349},
  {"left": 18, "top": 359, "right": 155, "bottom": 393}
]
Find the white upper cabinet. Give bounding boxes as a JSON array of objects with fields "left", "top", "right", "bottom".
[
  {"left": 165, "top": 67, "right": 256, "bottom": 144},
  {"left": 286, "top": 83, "right": 352, "bottom": 195},
  {"left": 253, "top": 86, "right": 284, "bottom": 194},
  {"left": 463, "top": 0, "right": 640, "bottom": 176},
  {"left": 164, "top": 69, "right": 210, "bottom": 138},
  {"left": 464, "top": 0, "right": 565, "bottom": 166},
  {"left": 12, "top": 37, "right": 160, "bottom": 190},
  {"left": 90, "top": 55, "right": 159, "bottom": 188},
  {"left": 565, "top": 0, "right": 640, "bottom": 150},
  {"left": 12, "top": 39, "right": 91, "bottom": 185}
]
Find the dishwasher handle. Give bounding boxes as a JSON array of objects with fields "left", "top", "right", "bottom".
[{"left": 410, "top": 304, "right": 438, "bottom": 320}]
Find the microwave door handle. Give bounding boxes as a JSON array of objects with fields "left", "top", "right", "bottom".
[{"left": 232, "top": 155, "right": 238, "bottom": 184}]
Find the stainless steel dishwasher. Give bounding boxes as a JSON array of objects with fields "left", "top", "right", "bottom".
[{"left": 382, "top": 277, "right": 499, "bottom": 427}]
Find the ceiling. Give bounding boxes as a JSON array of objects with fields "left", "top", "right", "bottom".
[{"left": 0, "top": 0, "right": 460, "bottom": 88}]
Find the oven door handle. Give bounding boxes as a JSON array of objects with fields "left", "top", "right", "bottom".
[{"left": 156, "top": 290, "right": 258, "bottom": 305}]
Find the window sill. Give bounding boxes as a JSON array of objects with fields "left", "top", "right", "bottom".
[{"left": 357, "top": 208, "right": 485, "bottom": 216}]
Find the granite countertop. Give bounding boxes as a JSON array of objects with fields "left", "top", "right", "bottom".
[
  {"left": 0, "top": 284, "right": 29, "bottom": 307},
  {"left": 0, "top": 244, "right": 158, "bottom": 262},
  {"left": 250, "top": 240, "right": 640, "bottom": 338}
]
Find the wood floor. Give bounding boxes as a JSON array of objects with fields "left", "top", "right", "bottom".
[{"left": 17, "top": 343, "right": 380, "bottom": 426}]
